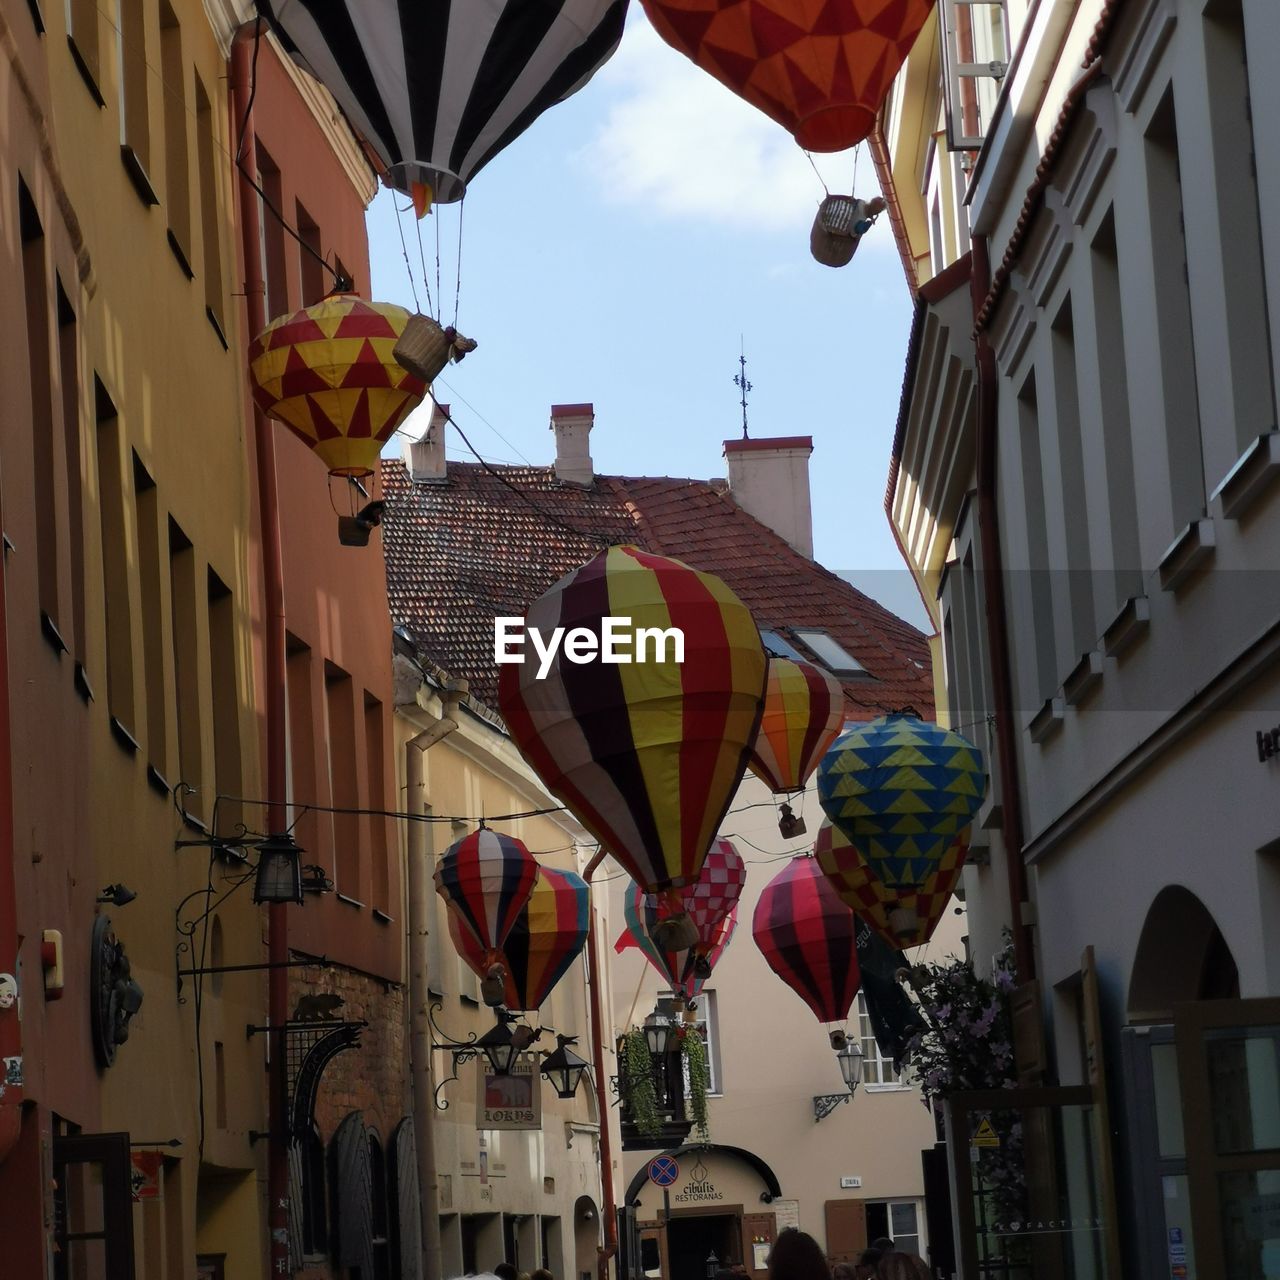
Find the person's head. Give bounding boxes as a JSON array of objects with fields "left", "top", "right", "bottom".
[
  {"left": 714, "top": 1270, "right": 740, "bottom": 1280},
  {"left": 767, "top": 1229, "right": 830, "bottom": 1280},
  {"left": 852, "top": 1267, "right": 878, "bottom": 1280},
  {"left": 877, "top": 1253, "right": 931, "bottom": 1280},
  {"left": 832, "top": 1264, "right": 856, "bottom": 1280},
  {"left": 532, "top": 1269, "right": 554, "bottom": 1280},
  {"left": 870, "top": 1240, "right": 895, "bottom": 1256},
  {"left": 494, "top": 1264, "right": 518, "bottom": 1280},
  {"left": 857, "top": 1250, "right": 882, "bottom": 1268}
]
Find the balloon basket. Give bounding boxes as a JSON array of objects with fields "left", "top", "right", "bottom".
[
  {"left": 481, "top": 964, "right": 508, "bottom": 1008},
  {"left": 649, "top": 911, "right": 699, "bottom": 954},
  {"left": 888, "top": 902, "right": 919, "bottom": 940},
  {"left": 692, "top": 953, "right": 712, "bottom": 980},
  {"left": 778, "top": 802, "right": 806, "bottom": 838},
  {"left": 394, "top": 314, "right": 477, "bottom": 383}
]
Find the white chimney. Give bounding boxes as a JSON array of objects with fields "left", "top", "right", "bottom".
[
  {"left": 551, "top": 403, "right": 595, "bottom": 487},
  {"left": 723, "top": 435, "right": 815, "bottom": 558},
  {"left": 403, "top": 401, "right": 449, "bottom": 482}
]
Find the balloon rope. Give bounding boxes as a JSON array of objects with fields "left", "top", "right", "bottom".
[
  {"left": 435, "top": 206, "right": 444, "bottom": 325},
  {"left": 413, "top": 211, "right": 435, "bottom": 319},
  {"left": 853, "top": 141, "right": 861, "bottom": 195},
  {"left": 623, "top": 964, "right": 649, "bottom": 1032},
  {"left": 804, "top": 150, "right": 830, "bottom": 197},
  {"left": 393, "top": 198, "right": 422, "bottom": 314},
  {"left": 454, "top": 196, "right": 465, "bottom": 328}
]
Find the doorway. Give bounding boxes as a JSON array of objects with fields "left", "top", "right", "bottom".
[{"left": 667, "top": 1213, "right": 740, "bottom": 1280}]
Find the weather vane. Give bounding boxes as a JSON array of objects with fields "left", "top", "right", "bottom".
[{"left": 734, "top": 340, "right": 752, "bottom": 439}]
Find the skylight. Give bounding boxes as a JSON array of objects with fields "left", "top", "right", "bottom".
[
  {"left": 793, "top": 630, "right": 868, "bottom": 676},
  {"left": 759, "top": 629, "right": 806, "bottom": 662}
]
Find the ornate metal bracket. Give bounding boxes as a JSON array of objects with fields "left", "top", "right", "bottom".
[
  {"left": 813, "top": 1093, "right": 852, "bottom": 1123},
  {"left": 428, "top": 1000, "right": 483, "bottom": 1111}
]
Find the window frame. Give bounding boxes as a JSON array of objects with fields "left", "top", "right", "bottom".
[{"left": 856, "top": 992, "right": 911, "bottom": 1091}]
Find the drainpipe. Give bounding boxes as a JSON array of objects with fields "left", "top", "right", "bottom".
[
  {"left": 0, "top": 497, "right": 23, "bottom": 1164},
  {"left": 231, "top": 23, "right": 291, "bottom": 1273},
  {"left": 584, "top": 849, "right": 618, "bottom": 1280},
  {"left": 971, "top": 234, "right": 1036, "bottom": 984},
  {"left": 406, "top": 679, "right": 464, "bottom": 1280}
]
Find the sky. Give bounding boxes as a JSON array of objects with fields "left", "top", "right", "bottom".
[{"left": 366, "top": 11, "right": 928, "bottom": 631}]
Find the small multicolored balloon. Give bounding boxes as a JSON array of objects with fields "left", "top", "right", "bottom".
[{"left": 434, "top": 828, "right": 539, "bottom": 969}]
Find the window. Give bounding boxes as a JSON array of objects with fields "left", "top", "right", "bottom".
[
  {"left": 793, "top": 630, "right": 867, "bottom": 677},
  {"left": 66, "top": 0, "right": 103, "bottom": 103},
  {"left": 1015, "top": 371, "right": 1058, "bottom": 707},
  {"left": 297, "top": 200, "right": 324, "bottom": 305},
  {"left": 661, "top": 990, "right": 722, "bottom": 1094},
  {"left": 940, "top": 0, "right": 1009, "bottom": 151},
  {"left": 169, "top": 518, "right": 204, "bottom": 815},
  {"left": 300, "top": 1124, "right": 327, "bottom": 1258},
  {"left": 325, "top": 662, "right": 360, "bottom": 900},
  {"left": 368, "top": 1132, "right": 391, "bottom": 1279},
  {"left": 21, "top": 179, "right": 62, "bottom": 642},
  {"left": 208, "top": 570, "right": 242, "bottom": 830},
  {"left": 95, "top": 378, "right": 137, "bottom": 735},
  {"left": 856, "top": 993, "right": 905, "bottom": 1088},
  {"left": 56, "top": 280, "right": 87, "bottom": 666},
  {"left": 759, "top": 629, "right": 806, "bottom": 662},
  {"left": 256, "top": 142, "right": 289, "bottom": 317},
  {"left": 194, "top": 72, "right": 226, "bottom": 343},
  {"left": 365, "top": 693, "right": 389, "bottom": 912},
  {"left": 118, "top": 0, "right": 155, "bottom": 203},
  {"left": 132, "top": 455, "right": 168, "bottom": 775},
  {"left": 286, "top": 634, "right": 321, "bottom": 862},
  {"left": 159, "top": 1, "right": 192, "bottom": 273},
  {"left": 864, "top": 1200, "right": 921, "bottom": 1256}
]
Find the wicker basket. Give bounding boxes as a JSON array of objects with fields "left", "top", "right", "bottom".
[
  {"left": 810, "top": 195, "right": 866, "bottom": 269},
  {"left": 394, "top": 313, "right": 454, "bottom": 383}
]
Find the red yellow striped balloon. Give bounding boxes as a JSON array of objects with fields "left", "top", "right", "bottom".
[
  {"left": 748, "top": 658, "right": 846, "bottom": 793},
  {"left": 499, "top": 546, "right": 767, "bottom": 892},
  {"left": 447, "top": 866, "right": 590, "bottom": 1012},
  {"left": 814, "top": 819, "right": 968, "bottom": 950},
  {"left": 248, "top": 294, "right": 427, "bottom": 477}
]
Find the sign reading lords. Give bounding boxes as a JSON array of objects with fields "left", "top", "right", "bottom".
[
  {"left": 476, "top": 1055, "right": 542, "bottom": 1130},
  {"left": 673, "top": 1154, "right": 724, "bottom": 1205}
]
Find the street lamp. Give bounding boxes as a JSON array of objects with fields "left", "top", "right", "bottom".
[
  {"left": 836, "top": 1039, "right": 864, "bottom": 1093},
  {"left": 642, "top": 1009, "right": 672, "bottom": 1056},
  {"left": 252, "top": 834, "right": 304, "bottom": 905},
  {"left": 705, "top": 1251, "right": 721, "bottom": 1280},
  {"left": 477, "top": 1010, "right": 520, "bottom": 1076},
  {"left": 541, "top": 1034, "right": 590, "bottom": 1099}
]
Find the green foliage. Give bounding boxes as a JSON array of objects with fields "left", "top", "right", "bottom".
[
  {"left": 622, "top": 1028, "right": 663, "bottom": 1139},
  {"left": 680, "top": 1025, "right": 711, "bottom": 1143}
]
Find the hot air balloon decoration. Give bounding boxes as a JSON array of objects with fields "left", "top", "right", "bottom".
[
  {"left": 619, "top": 882, "right": 738, "bottom": 1002},
  {"left": 752, "top": 855, "right": 861, "bottom": 1039},
  {"left": 248, "top": 294, "right": 427, "bottom": 477},
  {"left": 810, "top": 194, "right": 887, "bottom": 268},
  {"left": 640, "top": 0, "right": 934, "bottom": 153},
  {"left": 499, "top": 545, "right": 767, "bottom": 939},
  {"left": 817, "top": 714, "right": 985, "bottom": 937},
  {"left": 448, "top": 865, "right": 590, "bottom": 1012},
  {"left": 749, "top": 658, "right": 846, "bottom": 836},
  {"left": 434, "top": 828, "right": 539, "bottom": 1006},
  {"left": 257, "top": 0, "right": 628, "bottom": 209},
  {"left": 814, "top": 819, "right": 968, "bottom": 948}
]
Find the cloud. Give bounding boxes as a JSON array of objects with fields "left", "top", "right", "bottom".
[{"left": 577, "top": 17, "right": 886, "bottom": 236}]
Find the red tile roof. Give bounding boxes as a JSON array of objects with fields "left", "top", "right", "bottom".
[{"left": 381, "top": 459, "right": 934, "bottom": 720}]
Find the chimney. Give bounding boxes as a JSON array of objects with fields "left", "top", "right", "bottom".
[
  {"left": 403, "top": 401, "right": 448, "bottom": 482},
  {"left": 551, "top": 403, "right": 595, "bottom": 487},
  {"left": 723, "top": 435, "right": 815, "bottom": 558}
]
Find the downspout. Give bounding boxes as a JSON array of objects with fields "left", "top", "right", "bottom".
[
  {"left": 231, "top": 23, "right": 292, "bottom": 1273},
  {"left": 406, "top": 679, "right": 464, "bottom": 1280},
  {"left": 970, "top": 235, "right": 1036, "bottom": 983},
  {"left": 0, "top": 490, "right": 23, "bottom": 1164},
  {"left": 584, "top": 849, "right": 618, "bottom": 1280}
]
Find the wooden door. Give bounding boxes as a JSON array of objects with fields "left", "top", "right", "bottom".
[
  {"left": 52, "top": 1132, "right": 136, "bottom": 1280},
  {"left": 1175, "top": 997, "right": 1280, "bottom": 1280},
  {"left": 741, "top": 1211, "right": 777, "bottom": 1280},
  {"left": 824, "top": 1199, "right": 867, "bottom": 1265}
]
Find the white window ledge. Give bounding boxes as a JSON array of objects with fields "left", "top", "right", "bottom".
[
  {"left": 1211, "top": 430, "right": 1280, "bottom": 520},
  {"left": 1158, "top": 518, "right": 1215, "bottom": 592}
]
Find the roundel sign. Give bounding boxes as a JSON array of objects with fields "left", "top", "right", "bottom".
[{"left": 648, "top": 1155, "right": 680, "bottom": 1187}]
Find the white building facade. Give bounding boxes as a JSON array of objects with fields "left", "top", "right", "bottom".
[{"left": 881, "top": 0, "right": 1280, "bottom": 1277}]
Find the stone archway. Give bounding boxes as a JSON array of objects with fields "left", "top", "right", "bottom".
[
  {"left": 1128, "top": 885, "right": 1240, "bottom": 1023},
  {"left": 573, "top": 1193, "right": 599, "bottom": 1280}
]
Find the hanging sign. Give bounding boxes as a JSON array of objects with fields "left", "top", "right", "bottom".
[{"left": 476, "top": 1055, "right": 541, "bottom": 1131}]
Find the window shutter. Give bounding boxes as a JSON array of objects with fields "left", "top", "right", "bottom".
[
  {"left": 823, "top": 1199, "right": 868, "bottom": 1264},
  {"left": 390, "top": 1117, "right": 424, "bottom": 1280},
  {"left": 332, "top": 1111, "right": 375, "bottom": 1274}
]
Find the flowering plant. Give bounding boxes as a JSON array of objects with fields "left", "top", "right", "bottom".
[{"left": 903, "top": 938, "right": 1028, "bottom": 1253}]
